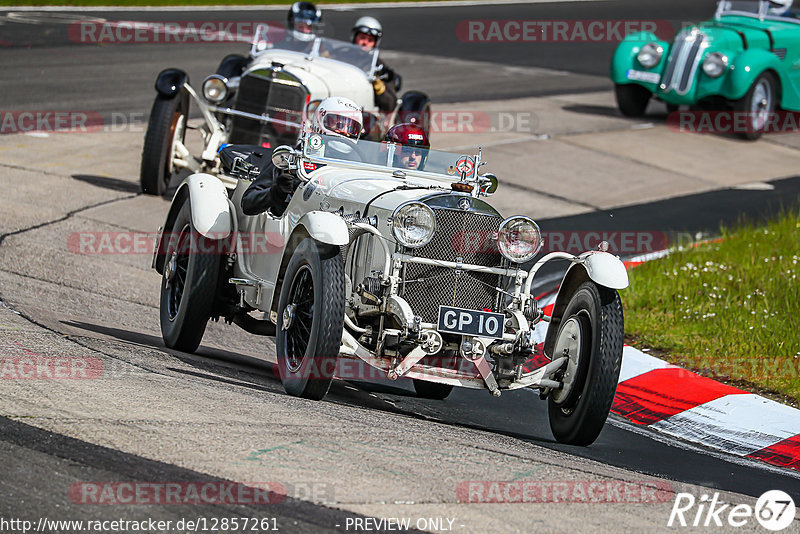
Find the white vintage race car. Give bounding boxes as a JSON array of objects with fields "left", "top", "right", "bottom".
[
  {"left": 152, "top": 133, "right": 629, "bottom": 446},
  {"left": 140, "top": 24, "right": 430, "bottom": 195}
]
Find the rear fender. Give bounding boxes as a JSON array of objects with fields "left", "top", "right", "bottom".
[{"left": 153, "top": 174, "right": 232, "bottom": 274}]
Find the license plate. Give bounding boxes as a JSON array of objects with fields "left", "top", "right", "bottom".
[
  {"left": 626, "top": 69, "right": 661, "bottom": 84},
  {"left": 437, "top": 306, "right": 505, "bottom": 340}
]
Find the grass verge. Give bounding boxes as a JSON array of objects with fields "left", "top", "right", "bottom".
[{"left": 623, "top": 208, "right": 800, "bottom": 404}]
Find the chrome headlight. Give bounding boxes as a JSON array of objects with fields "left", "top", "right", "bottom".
[
  {"left": 391, "top": 202, "right": 436, "bottom": 248},
  {"left": 497, "top": 217, "right": 542, "bottom": 263},
  {"left": 202, "top": 75, "right": 228, "bottom": 104},
  {"left": 702, "top": 52, "right": 729, "bottom": 78},
  {"left": 637, "top": 42, "right": 664, "bottom": 69}
]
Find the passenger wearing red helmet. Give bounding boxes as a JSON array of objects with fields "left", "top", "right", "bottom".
[{"left": 385, "top": 123, "right": 429, "bottom": 171}]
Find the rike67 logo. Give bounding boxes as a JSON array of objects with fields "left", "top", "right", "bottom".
[{"left": 669, "top": 490, "right": 796, "bottom": 531}]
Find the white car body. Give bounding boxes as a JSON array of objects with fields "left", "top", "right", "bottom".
[{"left": 155, "top": 132, "right": 629, "bottom": 446}]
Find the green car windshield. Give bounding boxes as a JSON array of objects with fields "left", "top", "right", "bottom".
[
  {"left": 303, "top": 134, "right": 480, "bottom": 181},
  {"left": 716, "top": 0, "right": 799, "bottom": 19}
]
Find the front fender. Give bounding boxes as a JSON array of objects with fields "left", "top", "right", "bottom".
[
  {"left": 296, "top": 211, "right": 348, "bottom": 246},
  {"left": 723, "top": 49, "right": 783, "bottom": 102},
  {"left": 542, "top": 252, "right": 627, "bottom": 358},
  {"left": 610, "top": 31, "right": 670, "bottom": 87},
  {"left": 184, "top": 173, "right": 232, "bottom": 238},
  {"left": 155, "top": 68, "right": 189, "bottom": 98},
  {"left": 579, "top": 251, "right": 629, "bottom": 290}
]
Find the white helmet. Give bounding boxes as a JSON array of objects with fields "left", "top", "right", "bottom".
[
  {"left": 351, "top": 16, "right": 383, "bottom": 48},
  {"left": 768, "top": 0, "right": 793, "bottom": 15},
  {"left": 313, "top": 97, "right": 364, "bottom": 139}
]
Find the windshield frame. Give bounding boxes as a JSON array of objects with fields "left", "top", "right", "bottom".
[
  {"left": 250, "top": 25, "right": 379, "bottom": 75},
  {"left": 715, "top": 0, "right": 800, "bottom": 23},
  {"left": 301, "top": 133, "right": 483, "bottom": 184}
]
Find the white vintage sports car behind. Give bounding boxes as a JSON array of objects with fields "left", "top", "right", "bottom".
[
  {"left": 153, "top": 133, "right": 629, "bottom": 446},
  {"left": 140, "top": 25, "right": 430, "bottom": 196}
]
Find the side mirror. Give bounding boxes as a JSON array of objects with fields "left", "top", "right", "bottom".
[
  {"left": 271, "top": 145, "right": 294, "bottom": 170},
  {"left": 479, "top": 173, "right": 499, "bottom": 196}
]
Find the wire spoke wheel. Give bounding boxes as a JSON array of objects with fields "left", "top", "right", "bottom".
[
  {"left": 159, "top": 200, "right": 220, "bottom": 353},
  {"left": 276, "top": 238, "right": 345, "bottom": 400}
]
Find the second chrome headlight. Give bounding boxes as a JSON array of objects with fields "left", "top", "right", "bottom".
[
  {"left": 702, "top": 52, "right": 729, "bottom": 78},
  {"left": 202, "top": 75, "right": 229, "bottom": 104},
  {"left": 392, "top": 202, "right": 436, "bottom": 248},
  {"left": 497, "top": 217, "right": 542, "bottom": 263}
]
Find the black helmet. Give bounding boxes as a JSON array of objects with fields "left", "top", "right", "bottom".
[{"left": 287, "top": 2, "right": 322, "bottom": 41}]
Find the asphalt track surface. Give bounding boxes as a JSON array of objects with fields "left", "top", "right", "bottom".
[{"left": 2, "top": 0, "right": 800, "bottom": 531}]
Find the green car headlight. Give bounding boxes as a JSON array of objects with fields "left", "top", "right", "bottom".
[
  {"left": 392, "top": 202, "right": 436, "bottom": 248},
  {"left": 702, "top": 53, "right": 729, "bottom": 78},
  {"left": 637, "top": 42, "right": 664, "bottom": 69}
]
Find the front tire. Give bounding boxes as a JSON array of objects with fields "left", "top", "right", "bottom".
[
  {"left": 734, "top": 72, "right": 777, "bottom": 141},
  {"left": 615, "top": 83, "right": 651, "bottom": 117},
  {"left": 547, "top": 281, "right": 624, "bottom": 446},
  {"left": 276, "top": 238, "right": 345, "bottom": 400},
  {"left": 141, "top": 91, "right": 189, "bottom": 195},
  {"left": 159, "top": 201, "right": 220, "bottom": 352}
]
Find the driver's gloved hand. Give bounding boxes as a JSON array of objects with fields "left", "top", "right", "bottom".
[{"left": 268, "top": 172, "right": 296, "bottom": 216}]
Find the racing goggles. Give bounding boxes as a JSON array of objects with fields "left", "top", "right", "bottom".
[{"left": 323, "top": 114, "right": 362, "bottom": 138}]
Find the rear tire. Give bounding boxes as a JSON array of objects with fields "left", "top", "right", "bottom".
[
  {"left": 413, "top": 379, "right": 453, "bottom": 400},
  {"left": 159, "top": 201, "right": 220, "bottom": 352},
  {"left": 276, "top": 239, "right": 345, "bottom": 400},
  {"left": 141, "top": 91, "right": 188, "bottom": 195},
  {"left": 547, "top": 281, "right": 624, "bottom": 446},
  {"left": 615, "top": 83, "right": 651, "bottom": 117}
]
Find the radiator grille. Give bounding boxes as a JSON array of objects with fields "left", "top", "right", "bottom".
[
  {"left": 401, "top": 208, "right": 502, "bottom": 323},
  {"left": 230, "top": 74, "right": 306, "bottom": 146},
  {"left": 662, "top": 30, "right": 706, "bottom": 96}
]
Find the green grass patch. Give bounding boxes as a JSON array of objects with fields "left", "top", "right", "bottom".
[{"left": 624, "top": 208, "right": 800, "bottom": 404}]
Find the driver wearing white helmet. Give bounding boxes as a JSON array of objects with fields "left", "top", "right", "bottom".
[
  {"left": 351, "top": 16, "right": 400, "bottom": 114},
  {"left": 241, "top": 97, "right": 364, "bottom": 216},
  {"left": 769, "top": 0, "right": 795, "bottom": 16}
]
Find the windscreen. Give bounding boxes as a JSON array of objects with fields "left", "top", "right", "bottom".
[
  {"left": 250, "top": 26, "right": 377, "bottom": 74},
  {"left": 303, "top": 134, "right": 480, "bottom": 180}
]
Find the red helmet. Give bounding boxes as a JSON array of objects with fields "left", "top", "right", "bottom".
[{"left": 385, "top": 123, "right": 430, "bottom": 170}]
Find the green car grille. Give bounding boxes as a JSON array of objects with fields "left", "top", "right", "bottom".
[{"left": 662, "top": 29, "right": 707, "bottom": 95}]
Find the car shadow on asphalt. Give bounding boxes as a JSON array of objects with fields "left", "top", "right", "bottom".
[
  {"left": 61, "top": 319, "right": 558, "bottom": 447},
  {"left": 71, "top": 174, "right": 142, "bottom": 194}
]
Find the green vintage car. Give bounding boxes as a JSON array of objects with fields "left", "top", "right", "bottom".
[{"left": 610, "top": 0, "right": 800, "bottom": 139}]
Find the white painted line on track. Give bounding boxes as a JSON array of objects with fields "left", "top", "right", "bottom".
[
  {"left": 617, "top": 346, "right": 676, "bottom": 383},
  {"left": 650, "top": 394, "right": 800, "bottom": 457},
  {"left": 1, "top": 1, "right": 610, "bottom": 13}
]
